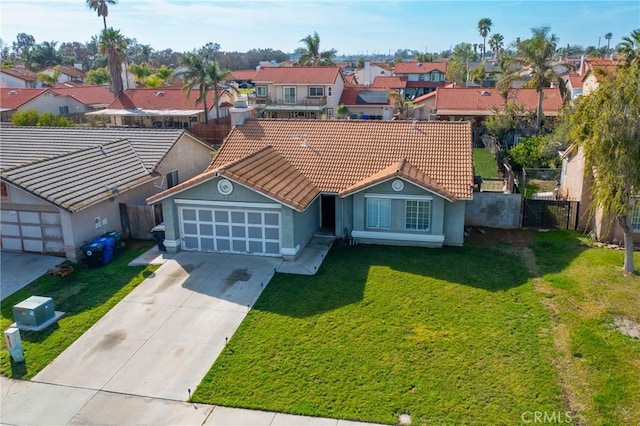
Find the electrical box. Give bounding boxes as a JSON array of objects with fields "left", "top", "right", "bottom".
[{"left": 12, "top": 296, "right": 55, "bottom": 327}]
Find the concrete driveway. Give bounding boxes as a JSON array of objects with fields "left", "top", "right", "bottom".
[
  {"left": 33, "top": 251, "right": 282, "bottom": 400},
  {"left": 1, "top": 252, "right": 63, "bottom": 300}
]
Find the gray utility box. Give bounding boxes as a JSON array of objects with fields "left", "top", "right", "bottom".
[{"left": 13, "top": 296, "right": 55, "bottom": 326}]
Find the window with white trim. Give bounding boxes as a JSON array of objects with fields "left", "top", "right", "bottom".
[
  {"left": 327, "top": 86, "right": 333, "bottom": 97},
  {"left": 430, "top": 72, "right": 441, "bottom": 82},
  {"left": 256, "top": 85, "right": 267, "bottom": 97},
  {"left": 284, "top": 86, "right": 296, "bottom": 103},
  {"left": 366, "top": 198, "right": 391, "bottom": 229},
  {"left": 632, "top": 199, "right": 640, "bottom": 232},
  {"left": 405, "top": 200, "right": 430, "bottom": 230},
  {"left": 309, "top": 86, "right": 324, "bottom": 97}
]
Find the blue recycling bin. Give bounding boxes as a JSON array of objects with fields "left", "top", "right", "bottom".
[{"left": 93, "top": 237, "right": 115, "bottom": 264}]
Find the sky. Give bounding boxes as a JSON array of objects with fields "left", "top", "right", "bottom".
[{"left": 1, "top": 0, "right": 639, "bottom": 56}]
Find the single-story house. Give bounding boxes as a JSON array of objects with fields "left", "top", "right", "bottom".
[
  {"left": 86, "top": 87, "right": 236, "bottom": 128},
  {"left": 0, "top": 127, "right": 215, "bottom": 261},
  {"left": 0, "top": 67, "right": 42, "bottom": 89},
  {"left": 40, "top": 65, "right": 86, "bottom": 84},
  {"left": 0, "top": 88, "right": 86, "bottom": 122},
  {"left": 147, "top": 111, "right": 473, "bottom": 259},
  {"left": 559, "top": 144, "right": 639, "bottom": 244},
  {"left": 51, "top": 85, "right": 114, "bottom": 111},
  {"left": 338, "top": 86, "right": 394, "bottom": 120}
]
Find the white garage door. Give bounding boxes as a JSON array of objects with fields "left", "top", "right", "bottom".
[
  {"left": 179, "top": 206, "right": 281, "bottom": 256},
  {"left": 0, "top": 210, "right": 64, "bottom": 254}
]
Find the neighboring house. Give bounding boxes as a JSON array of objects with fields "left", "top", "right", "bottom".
[
  {"left": 370, "top": 76, "right": 408, "bottom": 94},
  {"left": 559, "top": 144, "right": 640, "bottom": 244},
  {"left": 252, "top": 66, "right": 345, "bottom": 119},
  {"left": 229, "top": 70, "right": 257, "bottom": 85},
  {"left": 411, "top": 87, "right": 563, "bottom": 122},
  {"left": 393, "top": 61, "right": 447, "bottom": 98},
  {"left": 147, "top": 112, "right": 473, "bottom": 259},
  {"left": 581, "top": 59, "right": 620, "bottom": 96},
  {"left": 40, "top": 65, "right": 86, "bottom": 84},
  {"left": 86, "top": 87, "right": 236, "bottom": 128},
  {"left": 355, "top": 62, "right": 392, "bottom": 86},
  {"left": 564, "top": 73, "right": 583, "bottom": 100},
  {"left": 50, "top": 85, "right": 114, "bottom": 112},
  {"left": 339, "top": 86, "right": 394, "bottom": 120},
  {"left": 0, "top": 67, "right": 42, "bottom": 89},
  {"left": 0, "top": 88, "right": 85, "bottom": 122},
  {"left": 0, "top": 127, "right": 215, "bottom": 261}
]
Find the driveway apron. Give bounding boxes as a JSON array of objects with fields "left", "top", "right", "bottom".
[{"left": 32, "top": 252, "right": 282, "bottom": 400}]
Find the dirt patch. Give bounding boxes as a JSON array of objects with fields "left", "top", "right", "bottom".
[
  {"left": 465, "top": 227, "right": 535, "bottom": 247},
  {"left": 613, "top": 316, "right": 640, "bottom": 340}
]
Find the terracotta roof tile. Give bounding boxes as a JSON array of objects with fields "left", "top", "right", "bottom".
[
  {"left": 0, "top": 68, "right": 38, "bottom": 82},
  {"left": 106, "top": 87, "right": 227, "bottom": 111},
  {"left": 394, "top": 62, "right": 447, "bottom": 74},
  {"left": 230, "top": 69, "right": 257, "bottom": 81},
  {"left": 51, "top": 85, "right": 114, "bottom": 106},
  {"left": 0, "top": 88, "right": 49, "bottom": 109},
  {"left": 565, "top": 73, "right": 583, "bottom": 89},
  {"left": 42, "top": 65, "right": 86, "bottom": 79},
  {"left": 209, "top": 119, "right": 473, "bottom": 199},
  {"left": 370, "top": 76, "right": 407, "bottom": 89},
  {"left": 253, "top": 66, "right": 342, "bottom": 84}
]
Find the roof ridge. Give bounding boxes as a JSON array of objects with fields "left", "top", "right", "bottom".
[{"left": 215, "top": 145, "right": 275, "bottom": 172}]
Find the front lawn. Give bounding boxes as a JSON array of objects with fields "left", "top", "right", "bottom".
[
  {"left": 193, "top": 242, "right": 565, "bottom": 424},
  {"left": 0, "top": 241, "right": 159, "bottom": 379}
]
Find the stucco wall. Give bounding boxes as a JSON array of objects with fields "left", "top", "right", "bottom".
[
  {"left": 153, "top": 135, "right": 215, "bottom": 190},
  {"left": 21, "top": 92, "right": 85, "bottom": 114},
  {"left": 444, "top": 200, "right": 466, "bottom": 245},
  {"left": 292, "top": 197, "right": 320, "bottom": 253},
  {"left": 465, "top": 193, "right": 522, "bottom": 229}
]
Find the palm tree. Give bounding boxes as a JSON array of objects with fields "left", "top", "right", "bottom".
[
  {"left": 296, "top": 32, "right": 336, "bottom": 66},
  {"left": 488, "top": 33, "right": 504, "bottom": 59},
  {"left": 604, "top": 32, "right": 613, "bottom": 53},
  {"left": 469, "top": 63, "right": 486, "bottom": 85},
  {"left": 518, "top": 26, "right": 560, "bottom": 130},
  {"left": 617, "top": 29, "right": 640, "bottom": 65},
  {"left": 86, "top": 0, "right": 118, "bottom": 31},
  {"left": 181, "top": 53, "right": 233, "bottom": 124},
  {"left": 99, "top": 27, "right": 126, "bottom": 97},
  {"left": 477, "top": 18, "right": 492, "bottom": 60},
  {"left": 205, "top": 61, "right": 233, "bottom": 124},
  {"left": 36, "top": 66, "right": 61, "bottom": 87},
  {"left": 128, "top": 62, "right": 152, "bottom": 86}
]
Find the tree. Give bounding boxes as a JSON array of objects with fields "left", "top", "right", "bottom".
[
  {"left": 128, "top": 62, "right": 152, "bottom": 86},
  {"left": 181, "top": 52, "right": 232, "bottom": 124},
  {"left": 12, "top": 33, "right": 36, "bottom": 69},
  {"left": 489, "top": 33, "right": 504, "bottom": 59},
  {"left": 36, "top": 112, "right": 74, "bottom": 127},
  {"left": 567, "top": 63, "right": 640, "bottom": 274},
  {"left": 469, "top": 63, "right": 486, "bottom": 85},
  {"left": 36, "top": 66, "right": 61, "bottom": 86},
  {"left": 617, "top": 29, "right": 640, "bottom": 65},
  {"left": 604, "top": 32, "right": 613, "bottom": 53},
  {"left": 99, "top": 28, "right": 127, "bottom": 97},
  {"left": 519, "top": 26, "right": 561, "bottom": 130},
  {"left": 337, "top": 104, "right": 349, "bottom": 118},
  {"left": 143, "top": 74, "right": 165, "bottom": 88},
  {"left": 32, "top": 41, "right": 62, "bottom": 68},
  {"left": 296, "top": 32, "right": 336, "bottom": 66},
  {"left": 391, "top": 90, "right": 411, "bottom": 119},
  {"left": 86, "top": 67, "right": 110, "bottom": 85},
  {"left": 477, "top": 18, "right": 492, "bottom": 60},
  {"left": 11, "top": 109, "right": 39, "bottom": 126},
  {"left": 86, "top": 0, "right": 118, "bottom": 30}
]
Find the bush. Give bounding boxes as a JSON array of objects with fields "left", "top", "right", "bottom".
[
  {"left": 12, "top": 109, "right": 74, "bottom": 127},
  {"left": 509, "top": 135, "right": 560, "bottom": 169},
  {"left": 11, "top": 109, "right": 40, "bottom": 126}
]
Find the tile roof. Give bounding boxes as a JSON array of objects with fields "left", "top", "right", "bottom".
[
  {"left": 565, "top": 73, "right": 583, "bottom": 89},
  {"left": 230, "top": 70, "right": 257, "bottom": 81},
  {"left": 253, "top": 66, "right": 342, "bottom": 84},
  {"left": 51, "top": 85, "right": 114, "bottom": 106},
  {"left": 0, "top": 68, "right": 38, "bottom": 82},
  {"left": 0, "top": 88, "right": 49, "bottom": 109},
  {"left": 423, "top": 87, "right": 563, "bottom": 116},
  {"left": 406, "top": 81, "right": 447, "bottom": 89},
  {"left": 105, "top": 87, "right": 227, "bottom": 111},
  {"left": 149, "top": 119, "right": 473, "bottom": 205},
  {"left": 370, "top": 76, "right": 407, "bottom": 89},
  {"left": 394, "top": 62, "right": 447, "bottom": 74},
  {"left": 2, "top": 139, "right": 152, "bottom": 212},
  {"left": 42, "top": 65, "right": 86, "bottom": 79},
  {"left": 339, "top": 87, "right": 391, "bottom": 106},
  {"left": 0, "top": 127, "right": 207, "bottom": 171}
]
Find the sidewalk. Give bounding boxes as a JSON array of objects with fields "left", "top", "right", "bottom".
[{"left": 1, "top": 376, "right": 383, "bottom": 425}]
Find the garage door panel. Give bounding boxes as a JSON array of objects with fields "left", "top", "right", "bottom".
[
  {"left": 1, "top": 224, "right": 20, "bottom": 237},
  {"left": 21, "top": 225, "right": 43, "bottom": 238},
  {"left": 42, "top": 212, "right": 61, "bottom": 225},
  {"left": 19, "top": 211, "right": 40, "bottom": 224},
  {"left": 23, "top": 239, "right": 44, "bottom": 252},
  {"left": 2, "top": 237, "right": 22, "bottom": 250},
  {"left": 180, "top": 206, "right": 280, "bottom": 256},
  {"left": 44, "top": 225, "right": 63, "bottom": 238},
  {"left": 1, "top": 210, "right": 18, "bottom": 222},
  {"left": 1, "top": 210, "right": 63, "bottom": 254}
]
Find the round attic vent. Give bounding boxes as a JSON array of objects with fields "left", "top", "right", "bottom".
[
  {"left": 217, "top": 179, "right": 233, "bottom": 195},
  {"left": 392, "top": 179, "right": 404, "bottom": 192}
]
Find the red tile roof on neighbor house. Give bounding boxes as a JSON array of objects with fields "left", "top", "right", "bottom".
[
  {"left": 370, "top": 76, "right": 407, "bottom": 89},
  {"left": 565, "top": 73, "right": 583, "bottom": 89},
  {"left": 147, "top": 119, "right": 473, "bottom": 208},
  {"left": 105, "top": 87, "right": 226, "bottom": 111},
  {"left": 0, "top": 88, "right": 49, "bottom": 109},
  {"left": 253, "top": 66, "right": 343, "bottom": 84},
  {"left": 230, "top": 69, "right": 257, "bottom": 81},
  {"left": 0, "top": 68, "right": 38, "bottom": 83},
  {"left": 42, "top": 65, "right": 86, "bottom": 79},
  {"left": 418, "top": 87, "right": 563, "bottom": 116},
  {"left": 394, "top": 62, "right": 447, "bottom": 75},
  {"left": 51, "top": 85, "right": 114, "bottom": 107},
  {"left": 339, "top": 87, "right": 391, "bottom": 106}
]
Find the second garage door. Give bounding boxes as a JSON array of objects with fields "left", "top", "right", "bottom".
[{"left": 179, "top": 206, "right": 281, "bottom": 256}]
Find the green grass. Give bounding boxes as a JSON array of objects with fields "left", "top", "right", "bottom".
[
  {"left": 531, "top": 232, "right": 640, "bottom": 426},
  {"left": 0, "top": 241, "right": 159, "bottom": 379},
  {"left": 193, "top": 244, "right": 565, "bottom": 424},
  {"left": 473, "top": 147, "right": 499, "bottom": 178}
]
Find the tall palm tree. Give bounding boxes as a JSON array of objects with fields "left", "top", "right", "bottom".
[
  {"left": 86, "top": 0, "right": 118, "bottom": 30},
  {"left": 181, "top": 53, "right": 233, "bottom": 124},
  {"left": 205, "top": 61, "right": 233, "bottom": 124},
  {"left": 604, "top": 32, "right": 613, "bottom": 53},
  {"left": 617, "top": 29, "right": 640, "bottom": 65},
  {"left": 488, "top": 33, "right": 504, "bottom": 59},
  {"left": 519, "top": 26, "right": 560, "bottom": 130},
  {"left": 477, "top": 18, "right": 492, "bottom": 60},
  {"left": 296, "top": 32, "right": 336, "bottom": 66},
  {"left": 99, "top": 27, "right": 126, "bottom": 97}
]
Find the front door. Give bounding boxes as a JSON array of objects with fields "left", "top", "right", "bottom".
[{"left": 320, "top": 195, "right": 336, "bottom": 233}]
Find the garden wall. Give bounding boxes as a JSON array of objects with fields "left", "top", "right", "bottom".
[{"left": 465, "top": 193, "right": 522, "bottom": 229}]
